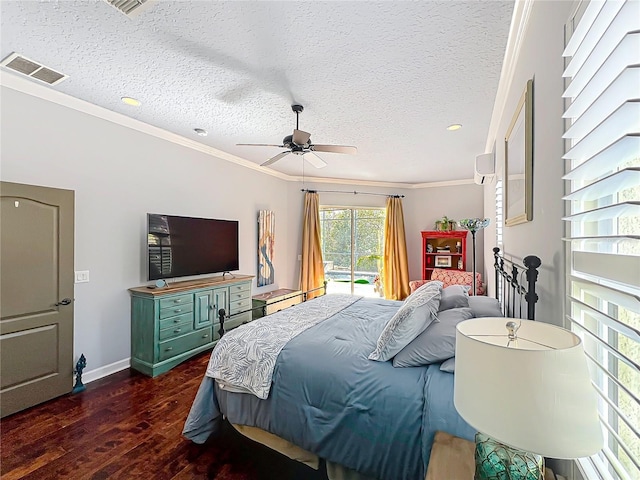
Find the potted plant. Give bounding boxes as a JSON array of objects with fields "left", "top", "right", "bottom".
[{"left": 435, "top": 216, "right": 456, "bottom": 231}]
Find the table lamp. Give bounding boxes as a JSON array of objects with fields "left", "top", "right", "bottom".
[
  {"left": 458, "top": 218, "right": 490, "bottom": 295},
  {"left": 454, "top": 317, "right": 603, "bottom": 480}
]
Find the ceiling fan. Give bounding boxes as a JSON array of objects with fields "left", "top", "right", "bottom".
[{"left": 237, "top": 104, "right": 357, "bottom": 168}]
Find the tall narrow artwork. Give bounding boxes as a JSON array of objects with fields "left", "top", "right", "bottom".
[{"left": 257, "top": 210, "right": 275, "bottom": 286}]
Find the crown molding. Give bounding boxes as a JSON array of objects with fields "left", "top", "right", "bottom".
[
  {"left": 1, "top": 71, "right": 475, "bottom": 190},
  {"left": 484, "top": 0, "right": 535, "bottom": 153},
  {"left": 0, "top": 71, "right": 290, "bottom": 181},
  {"left": 291, "top": 175, "right": 413, "bottom": 189},
  {"left": 411, "top": 178, "right": 477, "bottom": 188},
  {"left": 291, "top": 176, "right": 476, "bottom": 189}
]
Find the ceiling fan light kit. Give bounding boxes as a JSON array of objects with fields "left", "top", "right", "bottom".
[{"left": 237, "top": 104, "right": 357, "bottom": 169}]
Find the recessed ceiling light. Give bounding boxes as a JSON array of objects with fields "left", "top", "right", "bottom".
[
  {"left": 446, "top": 124, "right": 462, "bottom": 131},
  {"left": 194, "top": 128, "right": 208, "bottom": 137},
  {"left": 121, "top": 96, "right": 141, "bottom": 107}
]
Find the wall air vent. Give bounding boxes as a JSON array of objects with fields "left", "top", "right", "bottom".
[
  {"left": 104, "top": 0, "right": 153, "bottom": 17},
  {"left": 0, "top": 53, "right": 68, "bottom": 86}
]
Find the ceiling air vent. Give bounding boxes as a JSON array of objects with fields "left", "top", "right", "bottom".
[
  {"left": 104, "top": 0, "right": 153, "bottom": 17},
  {"left": 0, "top": 53, "right": 68, "bottom": 86}
]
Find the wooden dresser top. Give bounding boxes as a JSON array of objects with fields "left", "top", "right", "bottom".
[{"left": 129, "top": 274, "right": 254, "bottom": 296}]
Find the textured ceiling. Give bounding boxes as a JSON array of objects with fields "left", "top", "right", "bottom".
[{"left": 0, "top": 0, "right": 514, "bottom": 185}]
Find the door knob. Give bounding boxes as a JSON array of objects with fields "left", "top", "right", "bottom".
[{"left": 54, "top": 298, "right": 73, "bottom": 306}]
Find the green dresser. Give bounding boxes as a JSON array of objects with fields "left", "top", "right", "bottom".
[{"left": 129, "top": 275, "right": 253, "bottom": 377}]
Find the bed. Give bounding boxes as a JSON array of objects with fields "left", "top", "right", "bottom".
[{"left": 183, "top": 249, "right": 541, "bottom": 480}]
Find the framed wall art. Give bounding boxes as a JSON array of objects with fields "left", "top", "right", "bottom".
[
  {"left": 505, "top": 78, "right": 534, "bottom": 226},
  {"left": 435, "top": 256, "right": 452, "bottom": 268},
  {"left": 257, "top": 210, "right": 275, "bottom": 286}
]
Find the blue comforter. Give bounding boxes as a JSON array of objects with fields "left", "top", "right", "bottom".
[{"left": 183, "top": 296, "right": 474, "bottom": 480}]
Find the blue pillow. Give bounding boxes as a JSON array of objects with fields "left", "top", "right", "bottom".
[
  {"left": 468, "top": 296, "right": 503, "bottom": 317},
  {"left": 440, "top": 357, "right": 455, "bottom": 373},
  {"left": 438, "top": 285, "right": 470, "bottom": 311},
  {"left": 369, "top": 281, "right": 442, "bottom": 362},
  {"left": 392, "top": 307, "right": 474, "bottom": 367}
]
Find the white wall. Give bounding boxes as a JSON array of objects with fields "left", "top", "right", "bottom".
[
  {"left": 483, "top": 0, "right": 574, "bottom": 328},
  {"left": 404, "top": 184, "right": 486, "bottom": 282},
  {"left": 0, "top": 86, "right": 297, "bottom": 376},
  {"left": 1, "top": 84, "right": 485, "bottom": 380},
  {"left": 481, "top": 2, "right": 580, "bottom": 477}
]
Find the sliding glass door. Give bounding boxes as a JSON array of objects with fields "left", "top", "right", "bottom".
[{"left": 319, "top": 207, "right": 385, "bottom": 297}]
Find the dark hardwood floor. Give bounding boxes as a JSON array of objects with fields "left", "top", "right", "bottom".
[{"left": 0, "top": 351, "right": 328, "bottom": 480}]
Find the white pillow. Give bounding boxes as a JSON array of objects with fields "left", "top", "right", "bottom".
[{"left": 368, "top": 281, "right": 442, "bottom": 361}]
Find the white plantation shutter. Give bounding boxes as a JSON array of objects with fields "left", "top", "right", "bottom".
[{"left": 562, "top": 1, "right": 640, "bottom": 479}]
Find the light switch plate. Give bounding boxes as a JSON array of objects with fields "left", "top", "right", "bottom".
[{"left": 75, "top": 271, "right": 90, "bottom": 283}]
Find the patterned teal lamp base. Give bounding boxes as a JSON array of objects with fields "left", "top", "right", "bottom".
[{"left": 474, "top": 433, "right": 544, "bottom": 480}]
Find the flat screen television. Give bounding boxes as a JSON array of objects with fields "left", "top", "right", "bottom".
[{"left": 147, "top": 214, "right": 239, "bottom": 281}]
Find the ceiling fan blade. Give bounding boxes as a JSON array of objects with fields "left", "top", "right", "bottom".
[
  {"left": 292, "top": 129, "right": 311, "bottom": 145},
  {"left": 261, "top": 151, "right": 291, "bottom": 167},
  {"left": 310, "top": 144, "right": 357, "bottom": 155},
  {"left": 303, "top": 152, "right": 327, "bottom": 169},
  {"left": 237, "top": 143, "right": 284, "bottom": 147}
]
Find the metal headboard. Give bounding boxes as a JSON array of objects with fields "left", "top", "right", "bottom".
[{"left": 493, "top": 247, "right": 541, "bottom": 321}]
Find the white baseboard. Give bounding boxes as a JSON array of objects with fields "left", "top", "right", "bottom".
[{"left": 82, "top": 358, "right": 131, "bottom": 384}]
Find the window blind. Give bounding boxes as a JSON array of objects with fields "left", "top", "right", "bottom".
[{"left": 562, "top": 1, "right": 639, "bottom": 479}]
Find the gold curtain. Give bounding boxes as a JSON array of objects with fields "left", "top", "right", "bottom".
[
  {"left": 383, "top": 196, "right": 410, "bottom": 300},
  {"left": 299, "top": 191, "right": 325, "bottom": 299}
]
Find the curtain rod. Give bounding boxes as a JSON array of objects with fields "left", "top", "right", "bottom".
[{"left": 301, "top": 189, "right": 404, "bottom": 198}]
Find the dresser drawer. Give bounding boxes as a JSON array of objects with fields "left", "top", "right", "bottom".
[
  {"left": 158, "top": 311, "right": 193, "bottom": 330},
  {"left": 159, "top": 293, "right": 193, "bottom": 311},
  {"left": 159, "top": 319, "right": 193, "bottom": 341},
  {"left": 230, "top": 297, "right": 251, "bottom": 314},
  {"left": 159, "top": 301, "right": 194, "bottom": 320},
  {"left": 158, "top": 327, "right": 212, "bottom": 362},
  {"left": 229, "top": 282, "right": 251, "bottom": 296},
  {"left": 229, "top": 289, "right": 251, "bottom": 303}
]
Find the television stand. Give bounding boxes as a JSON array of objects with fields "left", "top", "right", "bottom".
[{"left": 129, "top": 274, "right": 254, "bottom": 376}]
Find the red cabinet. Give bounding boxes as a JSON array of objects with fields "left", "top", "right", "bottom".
[{"left": 421, "top": 230, "right": 468, "bottom": 280}]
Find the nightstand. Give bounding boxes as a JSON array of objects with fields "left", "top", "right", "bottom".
[{"left": 252, "top": 288, "right": 302, "bottom": 319}]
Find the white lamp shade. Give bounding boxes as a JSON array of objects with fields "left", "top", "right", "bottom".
[{"left": 454, "top": 317, "right": 603, "bottom": 459}]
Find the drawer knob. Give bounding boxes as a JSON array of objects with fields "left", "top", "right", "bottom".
[
  {"left": 174, "top": 328, "right": 181, "bottom": 333},
  {"left": 166, "top": 347, "right": 173, "bottom": 352},
  {"left": 173, "top": 319, "right": 180, "bottom": 323},
  {"left": 174, "top": 299, "right": 182, "bottom": 303},
  {"left": 202, "top": 334, "right": 209, "bottom": 338},
  {"left": 174, "top": 309, "right": 182, "bottom": 313}
]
